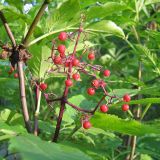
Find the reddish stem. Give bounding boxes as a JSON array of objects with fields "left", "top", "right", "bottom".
[
  {"left": 92, "top": 95, "right": 106, "bottom": 114},
  {"left": 65, "top": 100, "right": 93, "bottom": 113},
  {"left": 52, "top": 28, "right": 83, "bottom": 142},
  {"left": 52, "top": 100, "right": 65, "bottom": 142}
]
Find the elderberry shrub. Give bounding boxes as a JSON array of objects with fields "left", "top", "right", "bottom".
[{"left": 42, "top": 24, "right": 131, "bottom": 132}]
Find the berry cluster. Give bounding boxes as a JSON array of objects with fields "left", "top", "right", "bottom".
[
  {"left": 37, "top": 25, "right": 132, "bottom": 134},
  {"left": 122, "top": 94, "right": 131, "bottom": 111},
  {"left": 0, "top": 19, "right": 132, "bottom": 142}
]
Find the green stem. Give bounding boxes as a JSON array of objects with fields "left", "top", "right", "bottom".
[
  {"left": 22, "top": 0, "right": 50, "bottom": 47},
  {"left": 34, "top": 89, "right": 42, "bottom": 136},
  {"left": 127, "top": 110, "right": 134, "bottom": 118},
  {"left": 140, "top": 103, "right": 151, "bottom": 120},
  {"left": 35, "top": 91, "right": 42, "bottom": 116}
]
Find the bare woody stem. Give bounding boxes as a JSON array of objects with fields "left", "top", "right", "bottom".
[
  {"left": 22, "top": 0, "right": 50, "bottom": 47},
  {"left": 0, "top": 11, "right": 16, "bottom": 47},
  {"left": 18, "top": 61, "right": 32, "bottom": 133},
  {"left": 0, "top": 11, "right": 32, "bottom": 133},
  {"left": 52, "top": 100, "right": 65, "bottom": 142}
]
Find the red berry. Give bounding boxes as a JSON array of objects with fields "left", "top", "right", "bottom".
[
  {"left": 53, "top": 56, "right": 62, "bottom": 65},
  {"left": 72, "top": 58, "right": 80, "bottom": 66},
  {"left": 122, "top": 104, "right": 129, "bottom": 112},
  {"left": 72, "top": 73, "right": 80, "bottom": 81},
  {"left": 87, "top": 88, "right": 95, "bottom": 95},
  {"left": 83, "top": 121, "right": 91, "bottom": 129},
  {"left": 57, "top": 45, "right": 66, "bottom": 54},
  {"left": 58, "top": 32, "right": 67, "bottom": 41},
  {"left": 40, "top": 83, "right": 48, "bottom": 91},
  {"left": 14, "top": 73, "right": 19, "bottom": 78},
  {"left": 88, "top": 53, "right": 95, "bottom": 60},
  {"left": 65, "top": 79, "right": 73, "bottom": 87},
  {"left": 100, "top": 104, "right": 109, "bottom": 113},
  {"left": 92, "top": 79, "right": 99, "bottom": 88},
  {"left": 123, "top": 94, "right": 131, "bottom": 102},
  {"left": 103, "top": 69, "right": 110, "bottom": 77}
]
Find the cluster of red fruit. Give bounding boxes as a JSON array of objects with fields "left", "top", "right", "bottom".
[
  {"left": 87, "top": 70, "right": 110, "bottom": 96},
  {"left": 122, "top": 94, "right": 131, "bottom": 111},
  {"left": 82, "top": 94, "right": 131, "bottom": 129},
  {"left": 38, "top": 31, "right": 131, "bottom": 130}
]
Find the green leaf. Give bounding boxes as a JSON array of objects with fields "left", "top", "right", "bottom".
[
  {"left": 90, "top": 113, "right": 160, "bottom": 136},
  {"left": 135, "top": 44, "right": 160, "bottom": 75},
  {"left": 0, "top": 121, "right": 26, "bottom": 137},
  {"left": 86, "top": 20, "right": 125, "bottom": 38},
  {"left": 145, "top": 0, "right": 160, "bottom": 5},
  {"left": 140, "top": 154, "right": 152, "bottom": 160},
  {"left": 86, "top": 2, "right": 128, "bottom": 20},
  {"left": 9, "top": 135, "right": 93, "bottom": 160},
  {"left": 109, "top": 88, "right": 139, "bottom": 97},
  {"left": 45, "top": 0, "right": 80, "bottom": 31},
  {"left": 5, "top": 0, "right": 23, "bottom": 12},
  {"left": 111, "top": 98, "right": 160, "bottom": 107},
  {"left": 28, "top": 44, "right": 51, "bottom": 79}
]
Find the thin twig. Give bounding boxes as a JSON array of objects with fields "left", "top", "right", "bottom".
[
  {"left": 91, "top": 95, "right": 106, "bottom": 114},
  {"left": 65, "top": 100, "right": 93, "bottom": 113}
]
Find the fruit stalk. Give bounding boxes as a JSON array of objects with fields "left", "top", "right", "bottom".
[{"left": 52, "top": 27, "right": 82, "bottom": 142}]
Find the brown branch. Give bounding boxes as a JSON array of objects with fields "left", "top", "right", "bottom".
[
  {"left": 46, "top": 97, "right": 62, "bottom": 103},
  {"left": 22, "top": 0, "right": 50, "bottom": 47},
  {"left": 18, "top": 61, "right": 32, "bottom": 133},
  {"left": 65, "top": 100, "right": 93, "bottom": 113},
  {"left": 0, "top": 11, "right": 32, "bottom": 133},
  {"left": 52, "top": 100, "right": 65, "bottom": 142},
  {"left": 0, "top": 11, "right": 16, "bottom": 47},
  {"left": 91, "top": 95, "right": 106, "bottom": 114}
]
